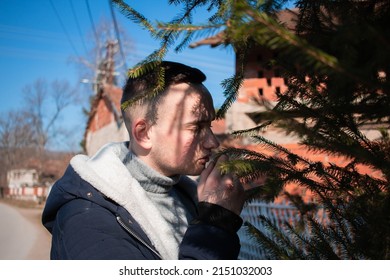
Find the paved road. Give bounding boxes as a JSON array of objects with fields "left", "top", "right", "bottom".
[{"left": 0, "top": 201, "right": 51, "bottom": 260}]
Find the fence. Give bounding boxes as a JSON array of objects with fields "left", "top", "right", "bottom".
[
  {"left": 3, "top": 186, "right": 49, "bottom": 204},
  {"left": 238, "top": 200, "right": 327, "bottom": 259}
]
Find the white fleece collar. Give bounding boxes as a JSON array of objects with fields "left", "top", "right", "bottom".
[{"left": 70, "top": 142, "right": 179, "bottom": 260}]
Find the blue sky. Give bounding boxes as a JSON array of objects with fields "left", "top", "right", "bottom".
[{"left": 0, "top": 0, "right": 236, "bottom": 151}]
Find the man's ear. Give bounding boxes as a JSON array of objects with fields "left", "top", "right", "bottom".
[{"left": 132, "top": 119, "right": 152, "bottom": 150}]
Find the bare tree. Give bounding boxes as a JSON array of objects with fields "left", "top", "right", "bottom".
[
  {"left": 0, "top": 110, "right": 38, "bottom": 187},
  {"left": 22, "top": 78, "right": 79, "bottom": 150},
  {"left": 0, "top": 111, "right": 36, "bottom": 165},
  {"left": 0, "top": 78, "right": 79, "bottom": 187},
  {"left": 73, "top": 16, "right": 134, "bottom": 93}
]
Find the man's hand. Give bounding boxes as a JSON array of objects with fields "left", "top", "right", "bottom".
[{"left": 197, "top": 155, "right": 246, "bottom": 215}]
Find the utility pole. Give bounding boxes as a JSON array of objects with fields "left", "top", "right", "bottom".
[
  {"left": 96, "top": 40, "right": 122, "bottom": 127},
  {"left": 95, "top": 40, "right": 119, "bottom": 93}
]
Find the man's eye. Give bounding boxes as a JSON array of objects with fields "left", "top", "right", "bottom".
[
  {"left": 189, "top": 123, "right": 211, "bottom": 134},
  {"left": 189, "top": 125, "right": 202, "bottom": 134}
]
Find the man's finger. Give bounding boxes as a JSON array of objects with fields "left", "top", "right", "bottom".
[
  {"left": 209, "top": 154, "right": 231, "bottom": 180},
  {"left": 198, "top": 157, "right": 217, "bottom": 187}
]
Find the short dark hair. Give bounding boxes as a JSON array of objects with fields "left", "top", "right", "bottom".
[{"left": 121, "top": 61, "right": 206, "bottom": 125}]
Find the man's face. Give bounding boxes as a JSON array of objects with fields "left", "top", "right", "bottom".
[{"left": 147, "top": 83, "right": 219, "bottom": 176}]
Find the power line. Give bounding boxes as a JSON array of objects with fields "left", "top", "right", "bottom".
[
  {"left": 108, "top": 0, "right": 128, "bottom": 71},
  {"left": 85, "top": 0, "right": 100, "bottom": 48},
  {"left": 49, "top": 0, "right": 80, "bottom": 58},
  {"left": 69, "top": 0, "right": 88, "bottom": 55}
]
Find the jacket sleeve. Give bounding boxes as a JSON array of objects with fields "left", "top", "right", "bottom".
[
  {"left": 50, "top": 199, "right": 160, "bottom": 260},
  {"left": 179, "top": 202, "right": 243, "bottom": 260}
]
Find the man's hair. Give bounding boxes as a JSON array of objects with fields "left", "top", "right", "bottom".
[{"left": 121, "top": 61, "right": 206, "bottom": 129}]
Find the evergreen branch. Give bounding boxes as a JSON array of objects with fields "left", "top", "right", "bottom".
[
  {"left": 216, "top": 50, "right": 246, "bottom": 118},
  {"left": 259, "top": 214, "right": 309, "bottom": 259},
  {"left": 174, "top": 30, "right": 195, "bottom": 53},
  {"left": 215, "top": 146, "right": 336, "bottom": 202},
  {"left": 121, "top": 59, "right": 166, "bottom": 111},
  {"left": 127, "top": 58, "right": 162, "bottom": 78},
  {"left": 216, "top": 73, "right": 244, "bottom": 119},
  {"left": 282, "top": 221, "right": 315, "bottom": 259},
  {"left": 235, "top": 0, "right": 341, "bottom": 73},
  {"left": 230, "top": 121, "right": 273, "bottom": 137},
  {"left": 157, "top": 0, "right": 212, "bottom": 49},
  {"left": 111, "top": 0, "right": 156, "bottom": 35},
  {"left": 250, "top": 134, "right": 312, "bottom": 166},
  {"left": 268, "top": 87, "right": 390, "bottom": 173},
  {"left": 157, "top": 22, "right": 221, "bottom": 32},
  {"left": 305, "top": 217, "right": 343, "bottom": 259},
  {"left": 244, "top": 220, "right": 294, "bottom": 259},
  {"left": 208, "top": 0, "right": 232, "bottom": 24},
  {"left": 326, "top": 217, "right": 357, "bottom": 259}
]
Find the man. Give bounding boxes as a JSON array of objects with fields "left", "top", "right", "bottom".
[{"left": 42, "top": 61, "right": 247, "bottom": 259}]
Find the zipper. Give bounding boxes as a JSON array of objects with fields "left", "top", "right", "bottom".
[{"left": 116, "top": 215, "right": 162, "bottom": 259}]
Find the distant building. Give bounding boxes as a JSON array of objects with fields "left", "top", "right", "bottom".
[
  {"left": 2, "top": 150, "right": 74, "bottom": 202},
  {"left": 7, "top": 168, "right": 39, "bottom": 189},
  {"left": 83, "top": 84, "right": 128, "bottom": 156}
]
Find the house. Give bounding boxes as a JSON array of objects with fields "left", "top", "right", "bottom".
[
  {"left": 83, "top": 83, "right": 128, "bottom": 156},
  {"left": 7, "top": 168, "right": 39, "bottom": 189},
  {"left": 2, "top": 151, "right": 74, "bottom": 202},
  {"left": 82, "top": 40, "right": 130, "bottom": 156},
  {"left": 5, "top": 168, "right": 44, "bottom": 202}
]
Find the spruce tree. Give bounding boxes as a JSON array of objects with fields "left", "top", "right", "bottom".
[{"left": 112, "top": 0, "right": 390, "bottom": 259}]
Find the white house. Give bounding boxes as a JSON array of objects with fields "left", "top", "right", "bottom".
[{"left": 7, "top": 168, "right": 39, "bottom": 189}]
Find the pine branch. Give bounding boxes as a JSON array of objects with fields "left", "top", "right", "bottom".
[
  {"left": 216, "top": 72, "right": 244, "bottom": 119},
  {"left": 232, "top": 0, "right": 341, "bottom": 74},
  {"left": 121, "top": 59, "right": 166, "bottom": 111},
  {"left": 111, "top": 0, "right": 156, "bottom": 34},
  {"left": 244, "top": 220, "right": 295, "bottom": 259}
]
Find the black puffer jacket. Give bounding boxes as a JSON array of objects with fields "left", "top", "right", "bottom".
[{"left": 42, "top": 142, "right": 242, "bottom": 260}]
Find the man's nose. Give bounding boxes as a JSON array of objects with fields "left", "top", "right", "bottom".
[{"left": 203, "top": 129, "right": 219, "bottom": 149}]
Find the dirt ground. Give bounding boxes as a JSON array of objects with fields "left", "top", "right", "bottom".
[{"left": 1, "top": 199, "right": 51, "bottom": 260}]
